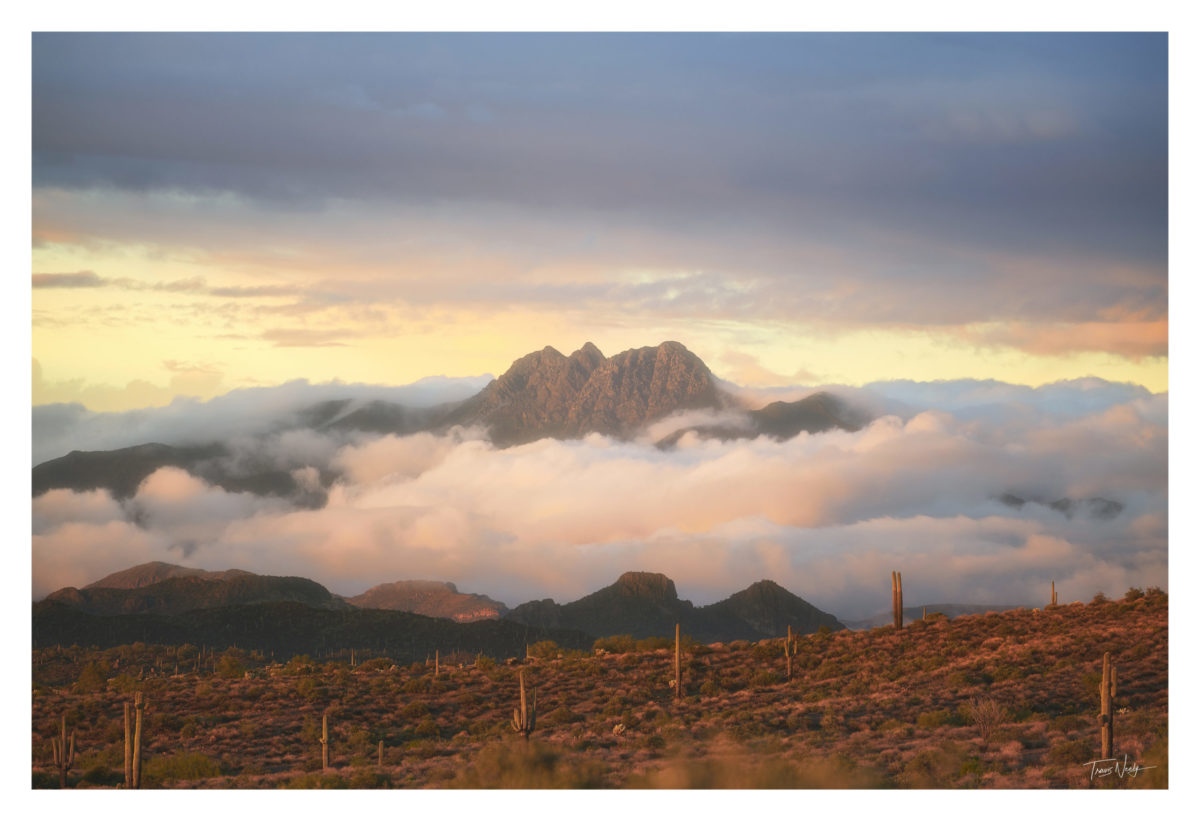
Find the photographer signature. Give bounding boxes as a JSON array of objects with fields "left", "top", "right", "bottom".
[{"left": 1084, "top": 755, "right": 1157, "bottom": 781}]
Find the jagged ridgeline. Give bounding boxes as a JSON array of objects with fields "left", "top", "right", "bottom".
[{"left": 32, "top": 341, "right": 869, "bottom": 502}]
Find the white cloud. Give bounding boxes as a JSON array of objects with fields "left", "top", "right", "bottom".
[{"left": 30, "top": 380, "right": 1167, "bottom": 619}]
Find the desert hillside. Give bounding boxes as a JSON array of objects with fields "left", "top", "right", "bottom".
[{"left": 31, "top": 589, "right": 1165, "bottom": 789}]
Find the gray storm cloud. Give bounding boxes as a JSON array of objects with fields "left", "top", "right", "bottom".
[
  {"left": 31, "top": 380, "right": 1167, "bottom": 619},
  {"left": 32, "top": 34, "right": 1166, "bottom": 341}
]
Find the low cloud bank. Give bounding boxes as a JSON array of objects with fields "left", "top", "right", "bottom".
[
  {"left": 31, "top": 379, "right": 1167, "bottom": 619},
  {"left": 32, "top": 374, "right": 492, "bottom": 465}
]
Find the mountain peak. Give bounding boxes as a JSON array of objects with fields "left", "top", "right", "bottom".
[
  {"left": 613, "top": 571, "right": 679, "bottom": 602},
  {"left": 445, "top": 341, "right": 723, "bottom": 445}
]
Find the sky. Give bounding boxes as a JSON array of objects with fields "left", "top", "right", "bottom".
[
  {"left": 27, "top": 32, "right": 1171, "bottom": 619},
  {"left": 32, "top": 33, "right": 1167, "bottom": 408}
]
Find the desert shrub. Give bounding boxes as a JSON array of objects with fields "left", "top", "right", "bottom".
[
  {"left": 1045, "top": 737, "right": 1094, "bottom": 767},
  {"left": 750, "top": 670, "right": 779, "bottom": 687},
  {"left": 963, "top": 698, "right": 1008, "bottom": 743},
  {"left": 143, "top": 751, "right": 221, "bottom": 785},
  {"left": 285, "top": 654, "right": 317, "bottom": 674},
  {"left": 698, "top": 678, "right": 721, "bottom": 697},
  {"left": 452, "top": 741, "right": 608, "bottom": 788},
  {"left": 528, "top": 640, "right": 561, "bottom": 659},
  {"left": 631, "top": 752, "right": 883, "bottom": 788},
  {"left": 402, "top": 676, "right": 431, "bottom": 694},
  {"left": 216, "top": 652, "right": 245, "bottom": 680},
  {"left": 594, "top": 635, "right": 637, "bottom": 654},
  {"left": 284, "top": 773, "right": 348, "bottom": 789},
  {"left": 1123, "top": 587, "right": 1144, "bottom": 602},
  {"left": 751, "top": 642, "right": 780, "bottom": 661},
  {"left": 413, "top": 718, "right": 440, "bottom": 738},
  {"left": 295, "top": 677, "right": 327, "bottom": 703},
  {"left": 78, "top": 764, "right": 123, "bottom": 787},
  {"left": 73, "top": 662, "right": 107, "bottom": 694},
  {"left": 899, "top": 741, "right": 971, "bottom": 788},
  {"left": 359, "top": 657, "right": 392, "bottom": 672},
  {"left": 1091, "top": 592, "right": 1110, "bottom": 605},
  {"left": 916, "top": 708, "right": 958, "bottom": 729},
  {"left": 474, "top": 654, "right": 496, "bottom": 671},
  {"left": 348, "top": 769, "right": 391, "bottom": 789},
  {"left": 1050, "top": 714, "right": 1090, "bottom": 733},
  {"left": 401, "top": 701, "right": 429, "bottom": 719}
]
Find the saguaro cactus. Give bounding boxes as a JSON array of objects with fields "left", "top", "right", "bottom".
[
  {"left": 50, "top": 714, "right": 75, "bottom": 788},
  {"left": 784, "top": 625, "right": 793, "bottom": 682},
  {"left": 1100, "top": 652, "right": 1116, "bottom": 759},
  {"left": 1051, "top": 581, "right": 1058, "bottom": 607},
  {"left": 128, "top": 691, "right": 145, "bottom": 789},
  {"left": 892, "top": 571, "right": 904, "bottom": 628},
  {"left": 511, "top": 670, "right": 537, "bottom": 742},
  {"left": 321, "top": 709, "right": 330, "bottom": 771},
  {"left": 377, "top": 739, "right": 384, "bottom": 768},
  {"left": 123, "top": 702, "right": 132, "bottom": 787},
  {"left": 674, "top": 623, "right": 682, "bottom": 699}
]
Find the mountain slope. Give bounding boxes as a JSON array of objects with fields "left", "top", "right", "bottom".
[
  {"left": 31, "top": 599, "right": 591, "bottom": 662},
  {"left": 346, "top": 581, "right": 508, "bottom": 621},
  {"left": 46, "top": 572, "right": 349, "bottom": 616}
]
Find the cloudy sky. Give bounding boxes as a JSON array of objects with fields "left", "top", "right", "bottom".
[
  {"left": 33, "top": 33, "right": 1166, "bottom": 407},
  {"left": 29, "top": 33, "right": 1169, "bottom": 617}
]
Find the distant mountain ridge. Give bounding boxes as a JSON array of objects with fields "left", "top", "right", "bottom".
[
  {"left": 347, "top": 580, "right": 508, "bottom": 622},
  {"left": 505, "top": 571, "right": 845, "bottom": 642},
  {"left": 40, "top": 563, "right": 845, "bottom": 647},
  {"left": 46, "top": 572, "right": 348, "bottom": 617}
]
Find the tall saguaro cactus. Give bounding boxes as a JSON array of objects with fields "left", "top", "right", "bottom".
[
  {"left": 1051, "top": 581, "right": 1058, "bottom": 607},
  {"left": 892, "top": 571, "right": 904, "bottom": 628},
  {"left": 50, "top": 714, "right": 75, "bottom": 789},
  {"left": 1100, "top": 652, "right": 1116, "bottom": 759},
  {"left": 123, "top": 702, "right": 132, "bottom": 787},
  {"left": 511, "top": 670, "right": 536, "bottom": 743},
  {"left": 126, "top": 691, "right": 145, "bottom": 789},
  {"left": 321, "top": 709, "right": 330, "bottom": 771},
  {"left": 674, "top": 623, "right": 682, "bottom": 699}
]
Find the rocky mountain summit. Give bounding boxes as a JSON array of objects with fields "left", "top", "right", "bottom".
[{"left": 445, "top": 341, "right": 725, "bottom": 445}]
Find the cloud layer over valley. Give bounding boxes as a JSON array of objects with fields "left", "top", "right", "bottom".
[{"left": 32, "top": 378, "right": 1167, "bottom": 620}]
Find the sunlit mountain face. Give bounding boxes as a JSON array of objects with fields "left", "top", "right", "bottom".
[{"left": 31, "top": 33, "right": 1166, "bottom": 620}]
